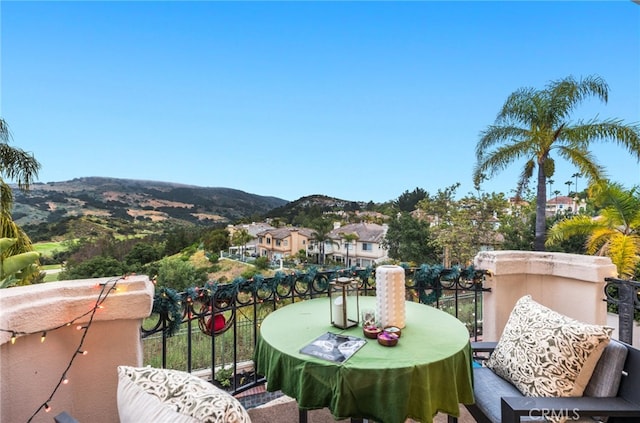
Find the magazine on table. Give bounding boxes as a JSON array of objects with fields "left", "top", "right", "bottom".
[{"left": 299, "top": 332, "right": 367, "bottom": 363}]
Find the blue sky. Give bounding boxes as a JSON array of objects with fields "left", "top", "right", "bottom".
[{"left": 1, "top": 1, "right": 639, "bottom": 203}]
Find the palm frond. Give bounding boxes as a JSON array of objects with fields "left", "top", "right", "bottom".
[
  {"left": 607, "top": 234, "right": 640, "bottom": 278},
  {"left": 0, "top": 143, "right": 41, "bottom": 190},
  {"left": 595, "top": 183, "right": 640, "bottom": 232},
  {"left": 476, "top": 125, "right": 530, "bottom": 158},
  {"left": 547, "top": 75, "right": 609, "bottom": 122},
  {"left": 586, "top": 226, "right": 616, "bottom": 255},
  {"left": 555, "top": 145, "right": 605, "bottom": 183},
  {"left": 0, "top": 119, "right": 11, "bottom": 143},
  {"left": 515, "top": 160, "right": 535, "bottom": 197},
  {"left": 570, "top": 120, "right": 640, "bottom": 159},
  {"left": 497, "top": 87, "right": 539, "bottom": 125},
  {"left": 546, "top": 215, "right": 601, "bottom": 247}
]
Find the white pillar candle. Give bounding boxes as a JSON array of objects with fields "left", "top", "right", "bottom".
[
  {"left": 332, "top": 296, "right": 345, "bottom": 327},
  {"left": 375, "top": 265, "right": 406, "bottom": 328}
]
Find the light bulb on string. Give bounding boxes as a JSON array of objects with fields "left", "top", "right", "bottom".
[{"left": 41, "top": 332, "right": 47, "bottom": 343}]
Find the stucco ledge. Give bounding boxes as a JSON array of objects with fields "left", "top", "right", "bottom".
[
  {"left": 475, "top": 250, "right": 617, "bottom": 283},
  {"left": 0, "top": 275, "right": 154, "bottom": 346}
]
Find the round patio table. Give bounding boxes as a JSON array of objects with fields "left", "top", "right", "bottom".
[{"left": 254, "top": 296, "right": 474, "bottom": 423}]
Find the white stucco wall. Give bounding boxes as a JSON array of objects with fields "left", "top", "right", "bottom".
[
  {"left": 0, "top": 275, "right": 154, "bottom": 423},
  {"left": 475, "top": 251, "right": 617, "bottom": 342}
]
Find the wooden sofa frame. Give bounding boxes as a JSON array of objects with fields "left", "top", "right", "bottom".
[{"left": 448, "top": 340, "right": 640, "bottom": 423}]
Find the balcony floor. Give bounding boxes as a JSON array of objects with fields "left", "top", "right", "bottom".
[{"left": 244, "top": 392, "right": 477, "bottom": 422}]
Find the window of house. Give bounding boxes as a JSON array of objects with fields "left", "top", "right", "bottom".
[
  {"left": 275, "top": 239, "right": 281, "bottom": 247},
  {"left": 362, "top": 243, "right": 372, "bottom": 251},
  {"left": 283, "top": 240, "right": 288, "bottom": 246},
  {"left": 267, "top": 237, "right": 271, "bottom": 245}
]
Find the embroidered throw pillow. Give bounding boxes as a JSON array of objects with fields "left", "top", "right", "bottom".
[
  {"left": 486, "top": 295, "right": 612, "bottom": 398},
  {"left": 117, "top": 366, "right": 252, "bottom": 423}
]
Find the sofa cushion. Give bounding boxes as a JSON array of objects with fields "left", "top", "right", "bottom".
[
  {"left": 584, "top": 339, "right": 627, "bottom": 397},
  {"left": 474, "top": 367, "right": 540, "bottom": 423},
  {"left": 486, "top": 295, "right": 613, "bottom": 398},
  {"left": 117, "top": 365, "right": 252, "bottom": 423}
]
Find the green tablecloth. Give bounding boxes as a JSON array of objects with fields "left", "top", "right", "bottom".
[{"left": 254, "top": 297, "right": 474, "bottom": 423}]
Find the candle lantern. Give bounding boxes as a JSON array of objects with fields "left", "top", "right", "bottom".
[{"left": 329, "top": 277, "right": 360, "bottom": 329}]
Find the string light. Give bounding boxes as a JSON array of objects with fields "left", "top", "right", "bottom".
[{"left": 0, "top": 276, "right": 125, "bottom": 423}]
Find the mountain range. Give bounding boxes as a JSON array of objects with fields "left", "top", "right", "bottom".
[{"left": 11, "top": 177, "right": 289, "bottom": 227}]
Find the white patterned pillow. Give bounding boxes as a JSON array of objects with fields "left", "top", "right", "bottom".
[
  {"left": 486, "top": 295, "right": 612, "bottom": 399},
  {"left": 117, "top": 366, "right": 252, "bottom": 423}
]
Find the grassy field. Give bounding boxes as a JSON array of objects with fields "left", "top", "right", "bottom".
[
  {"left": 33, "top": 242, "right": 66, "bottom": 282},
  {"left": 34, "top": 241, "right": 66, "bottom": 259}
]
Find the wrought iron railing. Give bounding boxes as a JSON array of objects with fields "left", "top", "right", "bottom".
[
  {"left": 604, "top": 277, "right": 640, "bottom": 345},
  {"left": 141, "top": 264, "right": 489, "bottom": 396}
]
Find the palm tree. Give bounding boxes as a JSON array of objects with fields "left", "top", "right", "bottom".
[
  {"left": 474, "top": 75, "right": 640, "bottom": 251},
  {"left": 0, "top": 119, "right": 40, "bottom": 189},
  {"left": 231, "top": 228, "right": 253, "bottom": 259},
  {"left": 546, "top": 181, "right": 640, "bottom": 279},
  {"left": 341, "top": 232, "right": 359, "bottom": 267},
  {"left": 572, "top": 172, "right": 582, "bottom": 194},
  {"left": 0, "top": 118, "right": 42, "bottom": 285},
  {"left": 547, "top": 178, "right": 555, "bottom": 198},
  {"left": 565, "top": 180, "right": 573, "bottom": 196},
  {"left": 310, "top": 220, "right": 335, "bottom": 265}
]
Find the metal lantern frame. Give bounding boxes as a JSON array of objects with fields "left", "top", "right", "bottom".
[{"left": 329, "top": 276, "right": 360, "bottom": 329}]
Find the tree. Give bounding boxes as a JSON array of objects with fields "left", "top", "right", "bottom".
[
  {"left": 382, "top": 213, "right": 437, "bottom": 264},
  {"left": 417, "top": 184, "right": 507, "bottom": 265},
  {"left": 0, "top": 238, "right": 40, "bottom": 288},
  {"left": 125, "top": 242, "right": 163, "bottom": 269},
  {"left": 565, "top": 180, "right": 573, "bottom": 196},
  {"left": 200, "top": 228, "right": 230, "bottom": 255},
  {"left": 309, "top": 219, "right": 336, "bottom": 265},
  {"left": 474, "top": 75, "right": 640, "bottom": 251},
  {"left": 153, "top": 257, "right": 207, "bottom": 291},
  {"left": 58, "top": 256, "right": 128, "bottom": 280},
  {"left": 231, "top": 228, "right": 253, "bottom": 258},
  {"left": 395, "top": 188, "right": 427, "bottom": 212},
  {"left": 0, "top": 118, "right": 42, "bottom": 284},
  {"left": 341, "top": 232, "right": 359, "bottom": 267},
  {"left": 546, "top": 181, "right": 640, "bottom": 278},
  {"left": 499, "top": 205, "right": 536, "bottom": 251},
  {"left": 0, "top": 119, "right": 40, "bottom": 189},
  {"left": 163, "top": 225, "right": 203, "bottom": 256}
]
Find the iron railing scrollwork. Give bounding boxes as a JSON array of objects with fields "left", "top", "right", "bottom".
[
  {"left": 604, "top": 277, "right": 640, "bottom": 344},
  {"left": 142, "top": 265, "right": 489, "bottom": 395}
]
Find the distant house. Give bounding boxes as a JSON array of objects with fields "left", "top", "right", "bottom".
[
  {"left": 546, "top": 196, "right": 586, "bottom": 217},
  {"left": 256, "top": 226, "right": 314, "bottom": 261},
  {"left": 318, "top": 222, "right": 389, "bottom": 267},
  {"left": 505, "top": 197, "right": 530, "bottom": 215},
  {"left": 226, "top": 222, "right": 275, "bottom": 256}
]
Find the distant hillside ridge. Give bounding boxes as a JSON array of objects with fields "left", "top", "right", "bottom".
[
  {"left": 10, "top": 176, "right": 288, "bottom": 226},
  {"left": 265, "top": 194, "right": 369, "bottom": 222}
]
